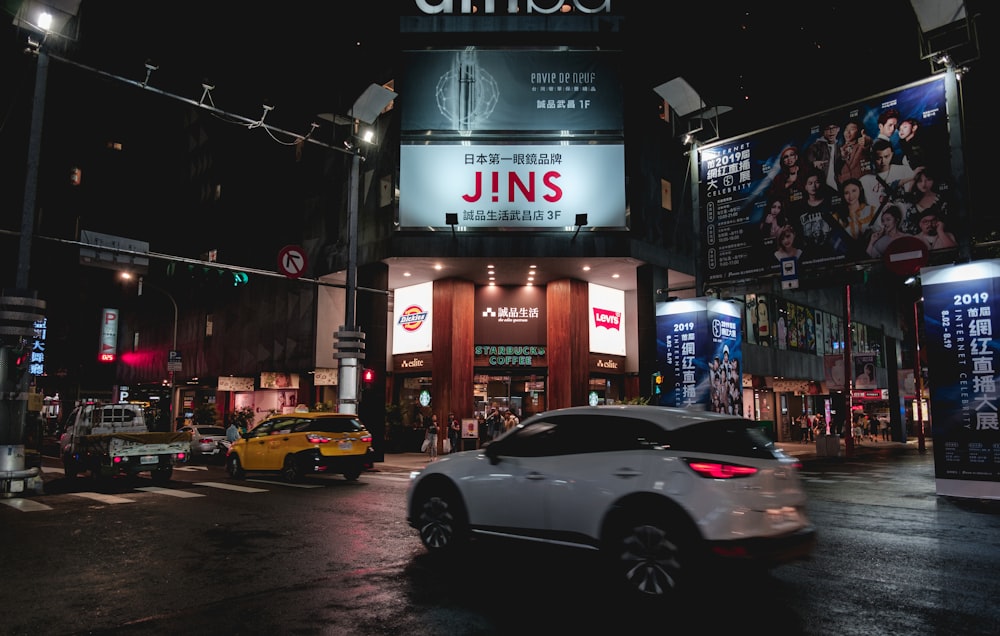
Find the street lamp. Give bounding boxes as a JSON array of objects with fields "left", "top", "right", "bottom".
[
  {"left": 121, "top": 273, "right": 178, "bottom": 430},
  {"left": 332, "top": 83, "right": 396, "bottom": 416},
  {"left": 0, "top": 1, "right": 80, "bottom": 494}
]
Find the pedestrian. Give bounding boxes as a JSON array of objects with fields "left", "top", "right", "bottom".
[
  {"left": 879, "top": 416, "right": 890, "bottom": 441},
  {"left": 424, "top": 414, "right": 439, "bottom": 461},
  {"left": 447, "top": 413, "right": 460, "bottom": 453},
  {"left": 799, "top": 415, "right": 812, "bottom": 442},
  {"left": 226, "top": 420, "right": 240, "bottom": 443}
]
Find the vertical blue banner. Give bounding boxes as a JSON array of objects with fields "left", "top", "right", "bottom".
[
  {"left": 655, "top": 298, "right": 742, "bottom": 415},
  {"left": 922, "top": 260, "right": 1000, "bottom": 499}
]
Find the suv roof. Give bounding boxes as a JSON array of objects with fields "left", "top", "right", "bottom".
[{"left": 522, "top": 404, "right": 747, "bottom": 431}]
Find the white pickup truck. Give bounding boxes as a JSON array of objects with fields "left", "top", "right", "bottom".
[{"left": 60, "top": 403, "right": 190, "bottom": 484}]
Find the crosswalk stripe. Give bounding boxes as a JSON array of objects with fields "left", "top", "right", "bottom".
[
  {"left": 175, "top": 466, "right": 210, "bottom": 472},
  {"left": 193, "top": 482, "right": 268, "bottom": 493},
  {"left": 70, "top": 492, "right": 135, "bottom": 504},
  {"left": 1, "top": 497, "right": 53, "bottom": 511},
  {"left": 135, "top": 486, "right": 205, "bottom": 498},
  {"left": 246, "top": 479, "right": 322, "bottom": 489}
]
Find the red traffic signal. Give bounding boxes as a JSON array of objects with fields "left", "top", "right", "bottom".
[{"left": 362, "top": 368, "right": 375, "bottom": 385}]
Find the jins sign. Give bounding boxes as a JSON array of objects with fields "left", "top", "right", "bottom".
[
  {"left": 400, "top": 144, "right": 625, "bottom": 229},
  {"left": 415, "top": 0, "right": 611, "bottom": 14},
  {"left": 463, "top": 171, "right": 562, "bottom": 203}
]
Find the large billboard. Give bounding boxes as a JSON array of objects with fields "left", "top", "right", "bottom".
[
  {"left": 401, "top": 49, "right": 623, "bottom": 132},
  {"left": 922, "top": 260, "right": 1000, "bottom": 500},
  {"left": 700, "top": 76, "right": 954, "bottom": 284},
  {"left": 399, "top": 143, "right": 626, "bottom": 229},
  {"left": 654, "top": 298, "right": 742, "bottom": 414},
  {"left": 400, "top": 47, "right": 626, "bottom": 230}
]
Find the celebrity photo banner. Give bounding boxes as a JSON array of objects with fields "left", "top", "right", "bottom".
[
  {"left": 922, "top": 260, "right": 1000, "bottom": 498},
  {"left": 700, "top": 76, "right": 953, "bottom": 285}
]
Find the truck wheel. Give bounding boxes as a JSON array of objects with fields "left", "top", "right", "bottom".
[{"left": 151, "top": 468, "right": 172, "bottom": 485}]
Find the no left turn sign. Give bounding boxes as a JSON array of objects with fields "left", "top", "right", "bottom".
[{"left": 278, "top": 245, "right": 308, "bottom": 279}]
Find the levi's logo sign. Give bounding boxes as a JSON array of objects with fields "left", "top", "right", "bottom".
[{"left": 593, "top": 308, "right": 621, "bottom": 330}]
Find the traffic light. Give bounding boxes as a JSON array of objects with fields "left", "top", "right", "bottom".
[
  {"left": 652, "top": 371, "right": 663, "bottom": 395},
  {"left": 362, "top": 367, "right": 375, "bottom": 389},
  {"left": 0, "top": 343, "right": 31, "bottom": 398},
  {"left": 231, "top": 272, "right": 248, "bottom": 286}
]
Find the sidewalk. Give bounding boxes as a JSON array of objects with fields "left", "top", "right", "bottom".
[{"left": 371, "top": 436, "right": 931, "bottom": 473}]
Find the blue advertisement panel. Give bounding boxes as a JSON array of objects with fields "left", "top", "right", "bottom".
[
  {"left": 922, "top": 261, "right": 1000, "bottom": 499},
  {"left": 700, "top": 76, "right": 954, "bottom": 285},
  {"left": 654, "top": 298, "right": 742, "bottom": 414},
  {"left": 401, "top": 49, "right": 623, "bottom": 132}
]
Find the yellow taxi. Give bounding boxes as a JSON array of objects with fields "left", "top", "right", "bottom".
[{"left": 226, "top": 411, "right": 374, "bottom": 482}]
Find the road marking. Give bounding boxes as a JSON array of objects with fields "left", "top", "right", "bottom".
[
  {"left": 193, "top": 482, "right": 268, "bottom": 493},
  {"left": 363, "top": 473, "right": 411, "bottom": 482},
  {"left": 175, "top": 466, "right": 210, "bottom": 471},
  {"left": 70, "top": 492, "right": 135, "bottom": 504},
  {"left": 135, "top": 486, "right": 205, "bottom": 498},
  {"left": 247, "top": 479, "right": 322, "bottom": 489},
  {"left": 0, "top": 498, "right": 53, "bottom": 512}
]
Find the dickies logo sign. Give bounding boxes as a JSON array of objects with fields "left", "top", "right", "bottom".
[
  {"left": 592, "top": 307, "right": 621, "bottom": 330},
  {"left": 398, "top": 305, "right": 428, "bottom": 332}
]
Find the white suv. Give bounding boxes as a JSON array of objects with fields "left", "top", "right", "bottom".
[{"left": 406, "top": 405, "right": 816, "bottom": 602}]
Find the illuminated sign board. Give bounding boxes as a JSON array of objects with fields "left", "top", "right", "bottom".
[
  {"left": 654, "top": 298, "right": 742, "bottom": 414},
  {"left": 921, "top": 260, "right": 1000, "bottom": 499},
  {"left": 400, "top": 144, "right": 625, "bottom": 229},
  {"left": 98, "top": 308, "right": 118, "bottom": 363}
]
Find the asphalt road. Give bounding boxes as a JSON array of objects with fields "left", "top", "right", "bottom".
[{"left": 1, "top": 446, "right": 999, "bottom": 635}]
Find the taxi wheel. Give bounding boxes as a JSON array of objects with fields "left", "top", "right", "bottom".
[
  {"left": 282, "top": 456, "right": 303, "bottom": 483},
  {"left": 227, "top": 454, "right": 246, "bottom": 480},
  {"left": 343, "top": 468, "right": 362, "bottom": 481}
]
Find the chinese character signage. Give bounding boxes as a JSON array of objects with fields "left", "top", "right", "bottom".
[
  {"left": 400, "top": 48, "right": 626, "bottom": 231},
  {"left": 700, "top": 76, "right": 954, "bottom": 284},
  {"left": 922, "top": 260, "right": 1000, "bottom": 499},
  {"left": 399, "top": 144, "right": 626, "bottom": 229},
  {"left": 401, "top": 49, "right": 623, "bottom": 132},
  {"left": 654, "top": 298, "right": 742, "bottom": 414}
]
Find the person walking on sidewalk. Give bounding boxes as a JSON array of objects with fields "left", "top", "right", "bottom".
[
  {"left": 424, "top": 414, "right": 440, "bottom": 461},
  {"left": 879, "top": 415, "right": 890, "bottom": 441},
  {"left": 447, "top": 413, "right": 460, "bottom": 454}
]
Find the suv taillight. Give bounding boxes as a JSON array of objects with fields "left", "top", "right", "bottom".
[
  {"left": 305, "top": 434, "right": 332, "bottom": 444},
  {"left": 684, "top": 458, "right": 758, "bottom": 479}
]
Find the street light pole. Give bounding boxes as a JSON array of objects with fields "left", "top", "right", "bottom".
[
  {"left": 332, "top": 83, "right": 396, "bottom": 416},
  {"left": 133, "top": 275, "right": 178, "bottom": 430},
  {"left": 16, "top": 44, "right": 48, "bottom": 291},
  {"left": 336, "top": 143, "right": 363, "bottom": 415}
]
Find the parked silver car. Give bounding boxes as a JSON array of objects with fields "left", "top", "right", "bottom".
[
  {"left": 407, "top": 405, "right": 817, "bottom": 603},
  {"left": 178, "top": 425, "right": 228, "bottom": 462}
]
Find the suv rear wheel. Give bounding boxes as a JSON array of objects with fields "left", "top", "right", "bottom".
[{"left": 606, "top": 510, "right": 700, "bottom": 603}]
